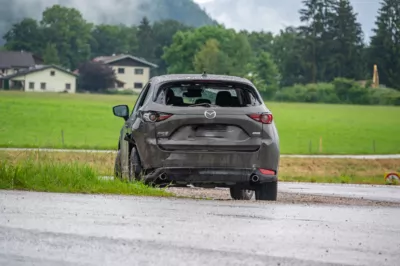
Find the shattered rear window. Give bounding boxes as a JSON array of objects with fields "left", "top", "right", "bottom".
[{"left": 154, "top": 82, "right": 261, "bottom": 107}]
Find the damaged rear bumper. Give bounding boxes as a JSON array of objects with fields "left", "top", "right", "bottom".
[{"left": 142, "top": 167, "right": 277, "bottom": 188}]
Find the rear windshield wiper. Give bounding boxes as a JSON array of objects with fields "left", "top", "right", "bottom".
[{"left": 188, "top": 103, "right": 217, "bottom": 107}]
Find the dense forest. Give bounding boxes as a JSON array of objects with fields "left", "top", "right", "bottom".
[
  {"left": 1, "top": 0, "right": 400, "bottom": 105},
  {"left": 0, "top": 0, "right": 215, "bottom": 45}
]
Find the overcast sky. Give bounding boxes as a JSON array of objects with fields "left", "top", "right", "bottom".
[{"left": 193, "top": 0, "right": 381, "bottom": 39}]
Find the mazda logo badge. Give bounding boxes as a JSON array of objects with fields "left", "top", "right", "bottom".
[{"left": 204, "top": 110, "right": 216, "bottom": 119}]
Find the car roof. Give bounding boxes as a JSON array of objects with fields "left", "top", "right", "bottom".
[{"left": 150, "top": 74, "right": 254, "bottom": 86}]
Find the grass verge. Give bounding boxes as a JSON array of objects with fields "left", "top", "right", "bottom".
[
  {"left": 279, "top": 158, "right": 400, "bottom": 185},
  {"left": 1, "top": 151, "right": 399, "bottom": 186},
  {"left": 0, "top": 153, "right": 172, "bottom": 197}
]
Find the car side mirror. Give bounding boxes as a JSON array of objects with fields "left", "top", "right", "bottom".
[{"left": 113, "top": 105, "right": 129, "bottom": 121}]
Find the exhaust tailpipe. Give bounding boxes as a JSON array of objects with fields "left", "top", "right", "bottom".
[
  {"left": 159, "top": 173, "right": 167, "bottom": 181},
  {"left": 250, "top": 175, "right": 260, "bottom": 183}
]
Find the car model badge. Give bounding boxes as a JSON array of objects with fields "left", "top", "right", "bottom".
[{"left": 204, "top": 110, "right": 216, "bottom": 119}]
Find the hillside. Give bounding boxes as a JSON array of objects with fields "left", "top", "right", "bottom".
[{"left": 0, "top": 0, "right": 216, "bottom": 44}]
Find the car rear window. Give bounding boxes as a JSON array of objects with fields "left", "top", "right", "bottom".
[{"left": 154, "top": 82, "right": 262, "bottom": 107}]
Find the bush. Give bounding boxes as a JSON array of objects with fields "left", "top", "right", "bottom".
[
  {"left": 332, "top": 78, "right": 366, "bottom": 103},
  {"left": 258, "top": 85, "right": 279, "bottom": 100},
  {"left": 347, "top": 84, "right": 371, "bottom": 104},
  {"left": 270, "top": 77, "right": 400, "bottom": 106},
  {"left": 368, "top": 87, "right": 400, "bottom": 106},
  {"left": 274, "top": 83, "right": 339, "bottom": 103},
  {"left": 365, "top": 80, "right": 373, "bottom": 88}
]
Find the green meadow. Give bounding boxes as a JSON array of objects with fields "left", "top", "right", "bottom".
[{"left": 1, "top": 91, "right": 399, "bottom": 154}]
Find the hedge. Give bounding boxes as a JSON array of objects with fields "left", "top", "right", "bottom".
[{"left": 268, "top": 78, "right": 400, "bottom": 106}]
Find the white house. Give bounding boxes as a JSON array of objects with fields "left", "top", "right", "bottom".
[
  {"left": 92, "top": 54, "right": 158, "bottom": 90},
  {"left": 0, "top": 65, "right": 77, "bottom": 93}
]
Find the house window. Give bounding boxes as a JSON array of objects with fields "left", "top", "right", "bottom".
[
  {"left": 50, "top": 71, "right": 55, "bottom": 76},
  {"left": 135, "top": 68, "right": 144, "bottom": 75},
  {"left": 118, "top": 68, "right": 125, "bottom": 74},
  {"left": 134, "top": 83, "right": 143, "bottom": 89},
  {"left": 66, "top": 83, "right": 71, "bottom": 90},
  {"left": 29, "top": 82, "right": 35, "bottom": 89},
  {"left": 40, "top": 83, "right": 46, "bottom": 90}
]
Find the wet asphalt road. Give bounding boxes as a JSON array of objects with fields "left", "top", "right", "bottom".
[
  {"left": 1, "top": 190, "right": 400, "bottom": 266},
  {"left": 279, "top": 182, "right": 400, "bottom": 203},
  {"left": 168, "top": 182, "right": 400, "bottom": 203}
]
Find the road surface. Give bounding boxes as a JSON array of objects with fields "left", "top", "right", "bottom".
[
  {"left": 166, "top": 182, "right": 400, "bottom": 206},
  {"left": 1, "top": 147, "right": 400, "bottom": 159},
  {"left": 1, "top": 190, "right": 399, "bottom": 266},
  {"left": 279, "top": 182, "right": 400, "bottom": 203}
]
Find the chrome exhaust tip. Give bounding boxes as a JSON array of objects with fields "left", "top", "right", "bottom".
[
  {"left": 250, "top": 175, "right": 260, "bottom": 183},
  {"left": 159, "top": 173, "right": 167, "bottom": 181}
]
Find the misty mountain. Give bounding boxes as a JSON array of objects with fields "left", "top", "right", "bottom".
[
  {"left": 0, "top": 0, "right": 215, "bottom": 44},
  {"left": 0, "top": 0, "right": 383, "bottom": 46}
]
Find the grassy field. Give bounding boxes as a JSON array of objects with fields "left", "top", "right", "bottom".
[
  {"left": 1, "top": 150, "right": 398, "bottom": 185},
  {"left": 0, "top": 151, "right": 172, "bottom": 197},
  {"left": 1, "top": 91, "right": 400, "bottom": 154}
]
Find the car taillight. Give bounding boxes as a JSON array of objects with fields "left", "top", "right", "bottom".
[
  {"left": 259, "top": 169, "right": 276, "bottom": 175},
  {"left": 142, "top": 112, "right": 173, "bottom": 122},
  {"left": 248, "top": 113, "right": 273, "bottom": 124}
]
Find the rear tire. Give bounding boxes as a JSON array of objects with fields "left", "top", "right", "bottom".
[
  {"left": 114, "top": 150, "right": 122, "bottom": 180},
  {"left": 129, "top": 147, "right": 143, "bottom": 182},
  {"left": 230, "top": 187, "right": 254, "bottom": 200},
  {"left": 255, "top": 181, "right": 278, "bottom": 201}
]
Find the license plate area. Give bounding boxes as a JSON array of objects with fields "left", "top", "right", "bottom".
[{"left": 194, "top": 125, "right": 227, "bottom": 138}]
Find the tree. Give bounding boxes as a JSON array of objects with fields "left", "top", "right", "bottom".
[
  {"left": 250, "top": 52, "right": 280, "bottom": 97},
  {"left": 298, "top": 0, "right": 336, "bottom": 83},
  {"left": 228, "top": 33, "right": 253, "bottom": 76},
  {"left": 163, "top": 25, "right": 253, "bottom": 74},
  {"left": 0, "top": 0, "right": 216, "bottom": 42},
  {"left": 329, "top": 0, "right": 365, "bottom": 80},
  {"left": 42, "top": 43, "right": 60, "bottom": 65},
  {"left": 152, "top": 20, "right": 192, "bottom": 75},
  {"left": 193, "top": 39, "right": 230, "bottom": 74},
  {"left": 272, "top": 27, "right": 307, "bottom": 86},
  {"left": 3, "top": 18, "right": 43, "bottom": 54},
  {"left": 41, "top": 5, "right": 93, "bottom": 70},
  {"left": 91, "top": 24, "right": 138, "bottom": 58},
  {"left": 243, "top": 30, "right": 274, "bottom": 56},
  {"left": 77, "top": 61, "right": 116, "bottom": 92},
  {"left": 369, "top": 0, "right": 400, "bottom": 89},
  {"left": 137, "top": 17, "right": 155, "bottom": 62}
]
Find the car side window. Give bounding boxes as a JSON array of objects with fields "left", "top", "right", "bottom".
[
  {"left": 247, "top": 91, "right": 258, "bottom": 106},
  {"left": 132, "top": 83, "right": 151, "bottom": 114}
]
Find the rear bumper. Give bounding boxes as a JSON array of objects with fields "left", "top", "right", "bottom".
[
  {"left": 143, "top": 167, "right": 277, "bottom": 188},
  {"left": 136, "top": 138, "right": 280, "bottom": 171}
]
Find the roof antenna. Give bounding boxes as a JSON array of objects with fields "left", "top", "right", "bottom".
[{"left": 202, "top": 70, "right": 207, "bottom": 77}]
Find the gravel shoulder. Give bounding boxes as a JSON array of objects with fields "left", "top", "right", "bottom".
[{"left": 166, "top": 186, "right": 400, "bottom": 207}]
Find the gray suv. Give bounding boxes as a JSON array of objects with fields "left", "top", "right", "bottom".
[{"left": 113, "top": 74, "right": 280, "bottom": 201}]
